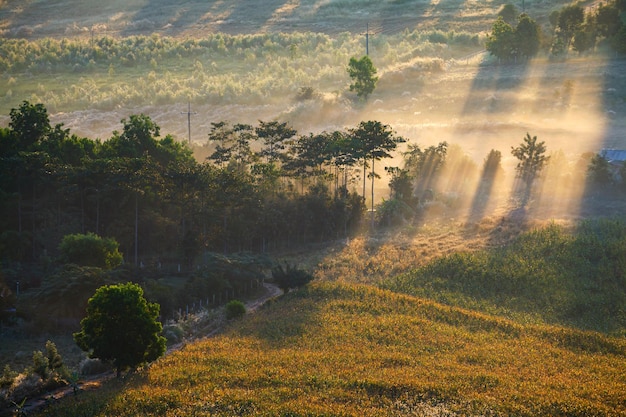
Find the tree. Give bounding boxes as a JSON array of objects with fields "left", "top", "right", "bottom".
[
  {"left": 103, "top": 114, "right": 160, "bottom": 160},
  {"left": 386, "top": 166, "right": 417, "bottom": 207},
  {"left": 556, "top": 4, "right": 585, "bottom": 48},
  {"left": 573, "top": 29, "right": 596, "bottom": 54},
  {"left": 74, "top": 282, "right": 166, "bottom": 377},
  {"left": 511, "top": 132, "right": 549, "bottom": 188},
  {"left": 271, "top": 262, "right": 313, "bottom": 293},
  {"left": 486, "top": 17, "right": 516, "bottom": 61},
  {"left": 347, "top": 55, "right": 378, "bottom": 99},
  {"left": 587, "top": 153, "right": 612, "bottom": 185},
  {"left": 595, "top": 3, "right": 622, "bottom": 39},
  {"left": 403, "top": 142, "right": 448, "bottom": 195},
  {"left": 9, "top": 101, "right": 51, "bottom": 150},
  {"left": 348, "top": 121, "right": 404, "bottom": 211},
  {"left": 515, "top": 14, "right": 542, "bottom": 59},
  {"left": 207, "top": 121, "right": 235, "bottom": 167},
  {"left": 255, "top": 120, "right": 297, "bottom": 163},
  {"left": 614, "top": 26, "right": 626, "bottom": 54},
  {"left": 225, "top": 300, "right": 246, "bottom": 319},
  {"left": 59, "top": 233, "right": 123, "bottom": 269},
  {"left": 498, "top": 4, "right": 519, "bottom": 25},
  {"left": 482, "top": 149, "right": 503, "bottom": 180}
]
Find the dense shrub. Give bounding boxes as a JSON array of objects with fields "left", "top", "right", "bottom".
[
  {"left": 225, "top": 300, "right": 246, "bottom": 319},
  {"left": 58, "top": 233, "right": 123, "bottom": 269},
  {"left": 271, "top": 263, "right": 314, "bottom": 293},
  {"left": 78, "top": 358, "right": 111, "bottom": 376}
]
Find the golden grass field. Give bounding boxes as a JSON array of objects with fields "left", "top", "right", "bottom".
[{"left": 35, "top": 282, "right": 625, "bottom": 416}]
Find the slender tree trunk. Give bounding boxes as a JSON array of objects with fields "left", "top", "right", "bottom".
[
  {"left": 371, "top": 157, "right": 375, "bottom": 228},
  {"left": 362, "top": 162, "right": 366, "bottom": 201},
  {"left": 17, "top": 189, "right": 22, "bottom": 234},
  {"left": 80, "top": 188, "right": 85, "bottom": 234},
  {"left": 95, "top": 191, "right": 100, "bottom": 235},
  {"left": 134, "top": 193, "right": 138, "bottom": 267},
  {"left": 32, "top": 180, "right": 36, "bottom": 260}
]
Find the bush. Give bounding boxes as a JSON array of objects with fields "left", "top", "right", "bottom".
[
  {"left": 7, "top": 373, "right": 43, "bottom": 404},
  {"left": 0, "top": 365, "right": 17, "bottom": 389},
  {"left": 162, "top": 324, "right": 185, "bottom": 344},
  {"left": 58, "top": 233, "right": 123, "bottom": 269},
  {"left": 78, "top": 358, "right": 111, "bottom": 376},
  {"left": 225, "top": 300, "right": 246, "bottom": 319},
  {"left": 271, "top": 263, "right": 314, "bottom": 293}
]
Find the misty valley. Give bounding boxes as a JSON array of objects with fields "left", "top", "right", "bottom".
[{"left": 1, "top": 0, "right": 626, "bottom": 416}]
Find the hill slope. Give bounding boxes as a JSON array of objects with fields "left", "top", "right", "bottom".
[{"left": 39, "top": 282, "right": 626, "bottom": 416}]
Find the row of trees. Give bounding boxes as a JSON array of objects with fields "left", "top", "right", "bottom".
[
  {"left": 0, "top": 102, "right": 410, "bottom": 274},
  {"left": 486, "top": 1, "right": 626, "bottom": 61}
]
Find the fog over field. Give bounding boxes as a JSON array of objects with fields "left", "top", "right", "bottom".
[{"left": 1, "top": 0, "right": 625, "bottom": 221}]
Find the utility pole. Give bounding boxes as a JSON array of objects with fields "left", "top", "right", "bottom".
[
  {"left": 365, "top": 22, "right": 370, "bottom": 55},
  {"left": 181, "top": 101, "right": 197, "bottom": 144},
  {"left": 361, "top": 22, "right": 379, "bottom": 56},
  {"left": 366, "top": 22, "right": 369, "bottom": 55}
]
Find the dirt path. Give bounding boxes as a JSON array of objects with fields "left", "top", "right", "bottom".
[{"left": 17, "top": 283, "right": 282, "bottom": 416}]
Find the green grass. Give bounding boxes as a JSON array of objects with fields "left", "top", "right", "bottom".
[
  {"left": 36, "top": 282, "right": 626, "bottom": 416},
  {"left": 383, "top": 219, "right": 626, "bottom": 335}
]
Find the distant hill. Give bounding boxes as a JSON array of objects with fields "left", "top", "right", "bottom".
[{"left": 0, "top": 0, "right": 594, "bottom": 39}]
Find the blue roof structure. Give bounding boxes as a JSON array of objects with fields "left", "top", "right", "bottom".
[{"left": 600, "top": 149, "right": 626, "bottom": 163}]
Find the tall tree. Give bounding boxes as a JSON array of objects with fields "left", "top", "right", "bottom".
[
  {"left": 207, "top": 121, "right": 235, "bottom": 167},
  {"left": 556, "top": 4, "right": 585, "bottom": 49},
  {"left": 515, "top": 14, "right": 542, "bottom": 59},
  {"left": 347, "top": 55, "right": 378, "bottom": 100},
  {"left": 498, "top": 4, "right": 519, "bottom": 25},
  {"left": 511, "top": 132, "right": 549, "bottom": 194},
  {"left": 103, "top": 114, "right": 160, "bottom": 159},
  {"left": 403, "top": 142, "right": 448, "bottom": 196},
  {"left": 349, "top": 121, "right": 404, "bottom": 213},
  {"left": 486, "top": 17, "right": 516, "bottom": 62},
  {"left": 255, "top": 120, "right": 297, "bottom": 163},
  {"left": 9, "top": 101, "right": 51, "bottom": 150},
  {"left": 595, "top": 3, "right": 623, "bottom": 38}
]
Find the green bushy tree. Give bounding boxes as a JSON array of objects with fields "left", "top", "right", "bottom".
[
  {"left": 347, "top": 55, "right": 378, "bottom": 99},
  {"left": 225, "top": 300, "right": 246, "bottom": 319},
  {"left": 271, "top": 263, "right": 313, "bottom": 293},
  {"left": 588, "top": 154, "right": 612, "bottom": 185},
  {"left": 59, "top": 233, "right": 123, "bottom": 269},
  {"left": 511, "top": 133, "right": 549, "bottom": 186},
  {"left": 74, "top": 282, "right": 166, "bottom": 377}
]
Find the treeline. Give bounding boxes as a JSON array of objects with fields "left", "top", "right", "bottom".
[
  {"left": 487, "top": 1, "right": 626, "bottom": 62},
  {"left": 0, "top": 29, "right": 479, "bottom": 112},
  {"left": 0, "top": 29, "right": 481, "bottom": 74},
  {"left": 1, "top": 102, "right": 399, "bottom": 275}
]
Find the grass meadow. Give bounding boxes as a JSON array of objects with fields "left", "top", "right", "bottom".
[{"left": 35, "top": 281, "right": 625, "bottom": 416}]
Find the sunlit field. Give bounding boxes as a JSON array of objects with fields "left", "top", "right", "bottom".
[{"left": 36, "top": 282, "right": 625, "bottom": 416}]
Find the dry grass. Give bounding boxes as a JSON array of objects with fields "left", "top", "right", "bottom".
[{"left": 36, "top": 282, "right": 626, "bottom": 416}]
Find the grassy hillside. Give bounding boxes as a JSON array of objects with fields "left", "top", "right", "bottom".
[
  {"left": 382, "top": 219, "right": 626, "bottom": 334},
  {"left": 36, "top": 282, "right": 625, "bottom": 416}
]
